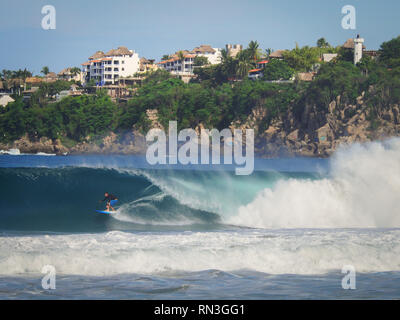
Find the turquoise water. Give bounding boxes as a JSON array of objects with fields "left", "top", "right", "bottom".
[{"left": 0, "top": 145, "right": 400, "bottom": 300}]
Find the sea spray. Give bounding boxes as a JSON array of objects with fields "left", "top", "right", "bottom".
[
  {"left": 1, "top": 229, "right": 400, "bottom": 276},
  {"left": 229, "top": 139, "right": 400, "bottom": 228}
]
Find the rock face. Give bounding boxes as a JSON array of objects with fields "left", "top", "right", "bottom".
[
  {"left": 0, "top": 131, "right": 147, "bottom": 155},
  {"left": 0, "top": 135, "right": 69, "bottom": 155},
  {"left": 2, "top": 96, "right": 400, "bottom": 157},
  {"left": 248, "top": 94, "right": 400, "bottom": 158},
  {"left": 69, "top": 130, "right": 147, "bottom": 155}
]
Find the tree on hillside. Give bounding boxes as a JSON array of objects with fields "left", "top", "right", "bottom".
[
  {"left": 263, "top": 59, "right": 294, "bottom": 81},
  {"left": 317, "top": 38, "right": 330, "bottom": 48},
  {"left": 0, "top": 69, "right": 32, "bottom": 80},
  {"left": 236, "top": 51, "right": 253, "bottom": 79},
  {"left": 70, "top": 67, "right": 81, "bottom": 76},
  {"left": 177, "top": 51, "right": 186, "bottom": 72},
  {"left": 194, "top": 56, "right": 209, "bottom": 67},
  {"left": 41, "top": 66, "right": 50, "bottom": 75},
  {"left": 247, "top": 40, "right": 262, "bottom": 62},
  {"left": 20, "top": 69, "right": 32, "bottom": 80},
  {"left": 283, "top": 44, "right": 320, "bottom": 72},
  {"left": 220, "top": 49, "right": 229, "bottom": 62},
  {"left": 221, "top": 49, "right": 238, "bottom": 78},
  {"left": 379, "top": 35, "right": 400, "bottom": 68},
  {"left": 303, "top": 61, "right": 363, "bottom": 109},
  {"left": 142, "top": 69, "right": 172, "bottom": 85},
  {"left": 39, "top": 80, "right": 71, "bottom": 99},
  {"left": 265, "top": 48, "right": 273, "bottom": 59}
]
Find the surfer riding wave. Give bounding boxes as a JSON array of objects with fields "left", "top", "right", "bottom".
[{"left": 100, "top": 192, "right": 118, "bottom": 212}]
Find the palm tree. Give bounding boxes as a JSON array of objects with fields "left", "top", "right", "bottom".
[
  {"left": 2, "top": 69, "right": 12, "bottom": 80},
  {"left": 177, "top": 51, "right": 186, "bottom": 73},
  {"left": 15, "top": 68, "right": 32, "bottom": 80},
  {"left": 161, "top": 55, "right": 170, "bottom": 61},
  {"left": 248, "top": 40, "right": 261, "bottom": 63},
  {"left": 218, "top": 49, "right": 237, "bottom": 79},
  {"left": 317, "top": 38, "right": 330, "bottom": 48},
  {"left": 265, "top": 48, "right": 273, "bottom": 59},
  {"left": 70, "top": 67, "right": 81, "bottom": 76},
  {"left": 236, "top": 53, "right": 252, "bottom": 79},
  {"left": 41, "top": 66, "right": 50, "bottom": 75},
  {"left": 220, "top": 49, "right": 230, "bottom": 63},
  {"left": 8, "top": 78, "right": 24, "bottom": 95}
]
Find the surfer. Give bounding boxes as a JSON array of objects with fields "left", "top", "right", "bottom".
[{"left": 100, "top": 192, "right": 118, "bottom": 212}]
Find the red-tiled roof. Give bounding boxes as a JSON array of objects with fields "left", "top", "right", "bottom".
[
  {"left": 258, "top": 60, "right": 269, "bottom": 64},
  {"left": 249, "top": 68, "right": 262, "bottom": 73},
  {"left": 158, "top": 57, "right": 180, "bottom": 64}
]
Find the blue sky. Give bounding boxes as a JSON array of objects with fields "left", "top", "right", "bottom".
[{"left": 1, "top": 0, "right": 399, "bottom": 75}]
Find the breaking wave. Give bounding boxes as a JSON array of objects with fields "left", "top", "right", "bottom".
[
  {"left": 1, "top": 139, "right": 400, "bottom": 231},
  {"left": 230, "top": 139, "right": 400, "bottom": 228}
]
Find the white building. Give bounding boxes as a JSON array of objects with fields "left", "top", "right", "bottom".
[
  {"left": 322, "top": 53, "right": 338, "bottom": 63},
  {"left": 342, "top": 36, "right": 366, "bottom": 65},
  {"left": 192, "top": 45, "right": 222, "bottom": 65},
  {"left": 158, "top": 53, "right": 197, "bottom": 75},
  {"left": 82, "top": 47, "right": 140, "bottom": 85},
  {"left": 354, "top": 35, "right": 365, "bottom": 65},
  {"left": 0, "top": 94, "right": 15, "bottom": 107},
  {"left": 158, "top": 45, "right": 223, "bottom": 76}
]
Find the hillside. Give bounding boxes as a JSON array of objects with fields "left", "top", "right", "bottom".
[{"left": 1, "top": 36, "right": 400, "bottom": 157}]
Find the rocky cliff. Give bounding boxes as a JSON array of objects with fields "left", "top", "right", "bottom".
[
  {"left": 1, "top": 94, "right": 399, "bottom": 157},
  {"left": 233, "top": 92, "right": 400, "bottom": 157},
  {"left": 0, "top": 131, "right": 147, "bottom": 156}
]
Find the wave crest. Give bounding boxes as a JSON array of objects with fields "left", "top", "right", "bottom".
[{"left": 229, "top": 139, "right": 400, "bottom": 228}]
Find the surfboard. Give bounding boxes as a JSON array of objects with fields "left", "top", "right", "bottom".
[{"left": 96, "top": 210, "right": 114, "bottom": 215}]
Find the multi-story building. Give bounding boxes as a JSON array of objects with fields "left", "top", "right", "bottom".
[
  {"left": 192, "top": 45, "right": 222, "bottom": 65},
  {"left": 158, "top": 53, "right": 197, "bottom": 75},
  {"left": 81, "top": 47, "right": 140, "bottom": 85},
  {"left": 157, "top": 45, "right": 222, "bottom": 76}
]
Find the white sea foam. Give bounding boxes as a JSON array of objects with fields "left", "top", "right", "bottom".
[
  {"left": 229, "top": 139, "right": 400, "bottom": 229},
  {"left": 0, "top": 148, "right": 21, "bottom": 155},
  {"left": 1, "top": 229, "right": 400, "bottom": 276}
]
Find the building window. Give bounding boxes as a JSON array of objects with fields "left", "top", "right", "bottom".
[
  {"left": 114, "top": 60, "right": 119, "bottom": 65},
  {"left": 122, "top": 61, "right": 125, "bottom": 64},
  {"left": 114, "top": 68, "right": 119, "bottom": 72},
  {"left": 122, "top": 68, "right": 125, "bottom": 71}
]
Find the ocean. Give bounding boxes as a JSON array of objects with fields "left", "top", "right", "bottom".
[{"left": 1, "top": 139, "right": 400, "bottom": 300}]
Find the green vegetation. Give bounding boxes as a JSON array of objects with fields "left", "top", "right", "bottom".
[
  {"left": 0, "top": 90, "right": 118, "bottom": 142},
  {"left": 193, "top": 56, "right": 209, "bottom": 67},
  {"left": 41, "top": 66, "right": 50, "bottom": 76},
  {"left": 303, "top": 61, "right": 363, "bottom": 109},
  {"left": 379, "top": 35, "right": 400, "bottom": 68},
  {"left": 119, "top": 71, "right": 301, "bottom": 132},
  {"left": 70, "top": 67, "right": 81, "bottom": 77},
  {"left": 1, "top": 36, "right": 400, "bottom": 146},
  {"left": 262, "top": 59, "right": 294, "bottom": 81},
  {"left": 1, "top": 69, "right": 32, "bottom": 80}
]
